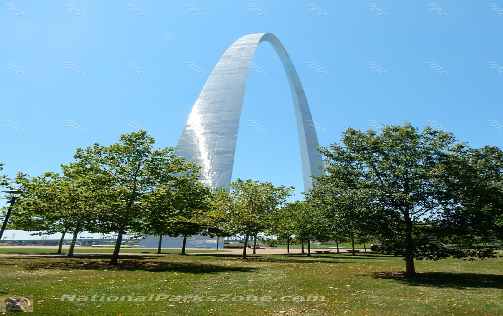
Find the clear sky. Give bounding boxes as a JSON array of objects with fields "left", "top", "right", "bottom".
[{"left": 2, "top": 1, "right": 503, "bottom": 198}]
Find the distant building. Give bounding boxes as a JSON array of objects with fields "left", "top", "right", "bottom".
[
  {"left": 0, "top": 230, "right": 117, "bottom": 246},
  {"left": 138, "top": 235, "right": 224, "bottom": 249}
]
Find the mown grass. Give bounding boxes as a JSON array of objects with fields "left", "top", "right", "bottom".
[{"left": 0, "top": 251, "right": 502, "bottom": 315}]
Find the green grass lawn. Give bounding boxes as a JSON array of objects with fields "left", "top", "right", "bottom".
[{"left": 0, "top": 252, "right": 502, "bottom": 315}]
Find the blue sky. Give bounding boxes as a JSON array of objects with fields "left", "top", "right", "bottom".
[{"left": 2, "top": 1, "right": 503, "bottom": 198}]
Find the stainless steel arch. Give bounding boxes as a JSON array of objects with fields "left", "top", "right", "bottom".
[{"left": 177, "top": 33, "right": 322, "bottom": 191}]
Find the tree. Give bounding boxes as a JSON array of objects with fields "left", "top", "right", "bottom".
[
  {"left": 13, "top": 168, "right": 101, "bottom": 257},
  {"left": 142, "top": 185, "right": 175, "bottom": 254},
  {"left": 269, "top": 204, "right": 297, "bottom": 254},
  {"left": 141, "top": 161, "right": 204, "bottom": 255},
  {"left": 12, "top": 173, "right": 67, "bottom": 253},
  {"left": 282, "top": 201, "right": 330, "bottom": 256},
  {"left": 0, "top": 162, "right": 8, "bottom": 191},
  {"left": 58, "top": 163, "right": 105, "bottom": 257},
  {"left": 316, "top": 124, "right": 459, "bottom": 276},
  {"left": 308, "top": 175, "right": 380, "bottom": 256},
  {"left": 0, "top": 162, "right": 12, "bottom": 240},
  {"left": 147, "top": 174, "right": 211, "bottom": 255},
  {"left": 436, "top": 145, "right": 503, "bottom": 251},
  {"left": 73, "top": 130, "right": 196, "bottom": 264},
  {"left": 202, "top": 189, "right": 235, "bottom": 249},
  {"left": 222, "top": 179, "right": 292, "bottom": 258}
]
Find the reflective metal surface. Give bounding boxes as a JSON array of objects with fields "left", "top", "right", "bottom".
[{"left": 177, "top": 33, "right": 322, "bottom": 191}]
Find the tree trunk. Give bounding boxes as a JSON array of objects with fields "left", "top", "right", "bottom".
[
  {"left": 404, "top": 211, "right": 416, "bottom": 276},
  {"left": 181, "top": 235, "right": 187, "bottom": 255},
  {"left": 363, "top": 242, "right": 367, "bottom": 253},
  {"left": 242, "top": 234, "right": 249, "bottom": 258},
  {"left": 286, "top": 236, "right": 290, "bottom": 254},
  {"left": 252, "top": 234, "right": 257, "bottom": 255},
  {"left": 301, "top": 240, "right": 305, "bottom": 254},
  {"left": 157, "top": 234, "right": 163, "bottom": 254},
  {"left": 351, "top": 235, "right": 355, "bottom": 256},
  {"left": 405, "top": 252, "right": 416, "bottom": 276},
  {"left": 0, "top": 204, "right": 14, "bottom": 241},
  {"left": 110, "top": 230, "right": 124, "bottom": 265},
  {"left": 307, "top": 239, "right": 311, "bottom": 256},
  {"left": 57, "top": 230, "right": 67, "bottom": 254},
  {"left": 216, "top": 236, "right": 219, "bottom": 250},
  {"left": 336, "top": 239, "right": 340, "bottom": 254},
  {"left": 67, "top": 230, "right": 79, "bottom": 257}
]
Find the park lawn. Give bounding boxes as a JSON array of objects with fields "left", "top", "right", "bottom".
[
  {"left": 0, "top": 247, "right": 221, "bottom": 255},
  {"left": 0, "top": 253, "right": 502, "bottom": 316}
]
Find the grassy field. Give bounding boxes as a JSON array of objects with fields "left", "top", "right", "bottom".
[{"left": 0, "top": 250, "right": 502, "bottom": 315}]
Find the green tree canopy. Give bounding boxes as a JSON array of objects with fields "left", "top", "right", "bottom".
[
  {"left": 436, "top": 145, "right": 503, "bottom": 246},
  {"left": 70, "top": 130, "right": 200, "bottom": 264},
  {"left": 146, "top": 172, "right": 211, "bottom": 255},
  {"left": 0, "top": 162, "right": 8, "bottom": 188},
  {"left": 314, "top": 124, "right": 464, "bottom": 276},
  {"left": 218, "top": 179, "right": 293, "bottom": 258},
  {"left": 273, "top": 201, "right": 330, "bottom": 256}
]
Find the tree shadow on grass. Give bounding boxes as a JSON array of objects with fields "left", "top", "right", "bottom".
[
  {"left": 189, "top": 253, "right": 390, "bottom": 264},
  {"left": 2, "top": 254, "right": 161, "bottom": 260},
  {"left": 23, "top": 258, "right": 256, "bottom": 274},
  {"left": 323, "top": 253, "right": 392, "bottom": 259},
  {"left": 374, "top": 271, "right": 503, "bottom": 289},
  {"left": 191, "top": 253, "right": 327, "bottom": 264}
]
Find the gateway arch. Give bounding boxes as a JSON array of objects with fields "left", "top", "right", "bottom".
[{"left": 177, "top": 33, "right": 322, "bottom": 191}]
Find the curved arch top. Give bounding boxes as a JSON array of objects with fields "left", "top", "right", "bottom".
[{"left": 176, "top": 33, "right": 323, "bottom": 191}]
